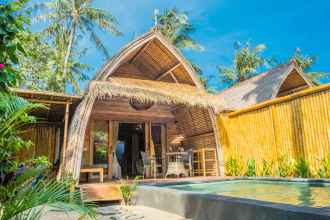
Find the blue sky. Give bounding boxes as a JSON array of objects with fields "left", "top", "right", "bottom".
[{"left": 71, "top": 0, "right": 330, "bottom": 91}]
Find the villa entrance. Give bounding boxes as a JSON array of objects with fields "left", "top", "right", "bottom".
[{"left": 116, "top": 123, "right": 145, "bottom": 178}]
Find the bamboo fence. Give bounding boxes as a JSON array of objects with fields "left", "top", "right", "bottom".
[{"left": 217, "top": 84, "right": 330, "bottom": 175}]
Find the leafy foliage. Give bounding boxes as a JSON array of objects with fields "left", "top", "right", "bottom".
[
  {"left": 0, "top": 92, "right": 46, "bottom": 178},
  {"left": 291, "top": 48, "right": 330, "bottom": 84},
  {"left": 0, "top": 92, "right": 96, "bottom": 219},
  {"left": 276, "top": 154, "right": 295, "bottom": 177},
  {"left": 0, "top": 0, "right": 30, "bottom": 90},
  {"left": 294, "top": 157, "right": 310, "bottom": 178},
  {"left": 18, "top": 31, "right": 89, "bottom": 94},
  {"left": 120, "top": 177, "right": 140, "bottom": 205},
  {"left": 225, "top": 155, "right": 243, "bottom": 176},
  {"left": 0, "top": 167, "right": 96, "bottom": 220},
  {"left": 218, "top": 42, "right": 266, "bottom": 87},
  {"left": 246, "top": 159, "right": 256, "bottom": 177},
  {"left": 259, "top": 159, "right": 273, "bottom": 176},
  {"left": 34, "top": 0, "right": 122, "bottom": 93},
  {"left": 318, "top": 155, "right": 330, "bottom": 178},
  {"left": 156, "top": 8, "right": 203, "bottom": 51}
]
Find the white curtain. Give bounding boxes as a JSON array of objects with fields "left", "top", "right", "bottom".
[{"left": 112, "top": 150, "right": 122, "bottom": 179}]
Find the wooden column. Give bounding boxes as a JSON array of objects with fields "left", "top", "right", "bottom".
[
  {"left": 161, "top": 124, "right": 167, "bottom": 177},
  {"left": 108, "top": 120, "right": 113, "bottom": 178},
  {"left": 58, "top": 102, "right": 70, "bottom": 179}
]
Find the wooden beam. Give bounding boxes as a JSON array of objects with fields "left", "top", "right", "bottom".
[
  {"left": 170, "top": 72, "right": 179, "bottom": 83},
  {"left": 129, "top": 40, "right": 153, "bottom": 64},
  {"left": 155, "top": 63, "right": 181, "bottom": 80},
  {"left": 28, "top": 99, "right": 72, "bottom": 105},
  {"left": 57, "top": 103, "right": 70, "bottom": 179}
]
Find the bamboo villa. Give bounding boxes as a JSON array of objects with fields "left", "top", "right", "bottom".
[
  {"left": 15, "top": 29, "right": 318, "bottom": 186},
  {"left": 15, "top": 29, "right": 222, "bottom": 184}
]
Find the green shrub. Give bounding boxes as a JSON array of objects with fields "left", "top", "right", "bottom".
[
  {"left": 225, "top": 155, "right": 243, "bottom": 176},
  {"left": 246, "top": 159, "right": 256, "bottom": 176},
  {"left": 276, "top": 155, "right": 295, "bottom": 177},
  {"left": 260, "top": 159, "right": 273, "bottom": 176},
  {"left": 295, "top": 158, "right": 310, "bottom": 178},
  {"left": 318, "top": 155, "right": 330, "bottom": 178},
  {"left": 120, "top": 176, "right": 141, "bottom": 205}
]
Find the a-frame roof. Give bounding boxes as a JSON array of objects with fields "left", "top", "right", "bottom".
[
  {"left": 217, "top": 61, "right": 313, "bottom": 110},
  {"left": 93, "top": 28, "right": 204, "bottom": 89}
]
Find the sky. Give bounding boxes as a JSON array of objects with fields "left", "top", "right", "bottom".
[{"left": 64, "top": 0, "right": 330, "bottom": 91}]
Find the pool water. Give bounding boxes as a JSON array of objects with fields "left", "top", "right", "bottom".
[{"left": 166, "top": 180, "right": 330, "bottom": 208}]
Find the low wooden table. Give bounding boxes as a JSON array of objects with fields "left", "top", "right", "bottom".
[{"left": 80, "top": 167, "right": 104, "bottom": 183}]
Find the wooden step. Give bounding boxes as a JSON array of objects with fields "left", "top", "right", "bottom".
[{"left": 79, "top": 183, "right": 123, "bottom": 202}]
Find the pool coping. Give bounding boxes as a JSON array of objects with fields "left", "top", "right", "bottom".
[{"left": 135, "top": 177, "right": 330, "bottom": 220}]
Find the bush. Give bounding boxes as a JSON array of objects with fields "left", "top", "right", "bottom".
[
  {"left": 225, "top": 155, "right": 243, "bottom": 176},
  {"left": 276, "top": 155, "right": 295, "bottom": 177},
  {"left": 260, "top": 159, "right": 273, "bottom": 176},
  {"left": 246, "top": 159, "right": 256, "bottom": 176},
  {"left": 295, "top": 158, "right": 310, "bottom": 178},
  {"left": 120, "top": 176, "right": 141, "bottom": 205},
  {"left": 318, "top": 155, "right": 330, "bottom": 178}
]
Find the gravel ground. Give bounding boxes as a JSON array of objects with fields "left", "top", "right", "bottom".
[{"left": 41, "top": 205, "right": 187, "bottom": 220}]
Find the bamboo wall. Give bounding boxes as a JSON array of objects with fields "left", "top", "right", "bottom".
[
  {"left": 217, "top": 84, "right": 330, "bottom": 174},
  {"left": 18, "top": 124, "right": 58, "bottom": 163}
]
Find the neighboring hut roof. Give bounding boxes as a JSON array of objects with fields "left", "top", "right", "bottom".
[
  {"left": 11, "top": 88, "right": 82, "bottom": 104},
  {"left": 217, "top": 61, "right": 312, "bottom": 111},
  {"left": 87, "top": 77, "right": 222, "bottom": 111},
  {"left": 94, "top": 28, "right": 203, "bottom": 88}
]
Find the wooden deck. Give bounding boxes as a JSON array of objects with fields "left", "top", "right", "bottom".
[{"left": 79, "top": 176, "right": 224, "bottom": 202}]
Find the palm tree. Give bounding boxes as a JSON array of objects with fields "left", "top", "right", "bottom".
[
  {"left": 154, "top": 8, "right": 208, "bottom": 89},
  {"left": 36, "top": 0, "right": 121, "bottom": 92},
  {"left": 155, "top": 8, "right": 203, "bottom": 51},
  {"left": 291, "top": 48, "right": 329, "bottom": 84},
  {"left": 217, "top": 41, "right": 266, "bottom": 87}
]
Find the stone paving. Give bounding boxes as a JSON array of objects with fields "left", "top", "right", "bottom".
[{"left": 41, "top": 205, "right": 187, "bottom": 220}]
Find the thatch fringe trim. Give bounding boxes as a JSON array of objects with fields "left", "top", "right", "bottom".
[{"left": 87, "top": 78, "right": 223, "bottom": 111}]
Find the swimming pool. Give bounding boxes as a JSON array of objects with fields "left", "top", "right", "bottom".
[
  {"left": 166, "top": 180, "right": 330, "bottom": 208},
  {"left": 135, "top": 178, "right": 330, "bottom": 220}
]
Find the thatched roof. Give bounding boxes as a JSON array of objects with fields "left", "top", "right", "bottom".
[
  {"left": 217, "top": 61, "right": 312, "bottom": 111},
  {"left": 88, "top": 77, "right": 222, "bottom": 111},
  {"left": 11, "top": 88, "right": 82, "bottom": 103}
]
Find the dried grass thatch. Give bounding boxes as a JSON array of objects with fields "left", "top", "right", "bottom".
[{"left": 88, "top": 77, "right": 223, "bottom": 110}]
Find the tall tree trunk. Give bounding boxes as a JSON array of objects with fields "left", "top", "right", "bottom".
[{"left": 62, "top": 22, "right": 77, "bottom": 92}]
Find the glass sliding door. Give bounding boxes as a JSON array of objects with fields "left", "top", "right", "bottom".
[{"left": 92, "top": 120, "right": 109, "bottom": 166}]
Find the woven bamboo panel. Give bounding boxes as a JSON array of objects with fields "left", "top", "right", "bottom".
[
  {"left": 193, "top": 148, "right": 218, "bottom": 176},
  {"left": 18, "top": 125, "right": 57, "bottom": 163},
  {"left": 217, "top": 85, "right": 330, "bottom": 175}
]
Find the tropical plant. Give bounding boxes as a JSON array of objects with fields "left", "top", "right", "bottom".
[
  {"left": 217, "top": 42, "right": 266, "bottom": 87},
  {"left": 35, "top": 0, "right": 121, "bottom": 93},
  {"left": 0, "top": 92, "right": 47, "bottom": 178},
  {"left": 246, "top": 159, "right": 256, "bottom": 177},
  {"left": 155, "top": 8, "right": 203, "bottom": 51},
  {"left": 318, "top": 155, "right": 330, "bottom": 178},
  {"left": 0, "top": 0, "right": 29, "bottom": 90},
  {"left": 294, "top": 157, "right": 310, "bottom": 178},
  {"left": 276, "top": 154, "right": 295, "bottom": 177},
  {"left": 291, "top": 48, "right": 330, "bottom": 84},
  {"left": 0, "top": 164, "right": 96, "bottom": 220},
  {"left": 259, "top": 159, "right": 273, "bottom": 176},
  {"left": 0, "top": 93, "right": 96, "bottom": 220},
  {"left": 120, "top": 177, "right": 140, "bottom": 206},
  {"left": 225, "top": 155, "right": 243, "bottom": 176}
]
